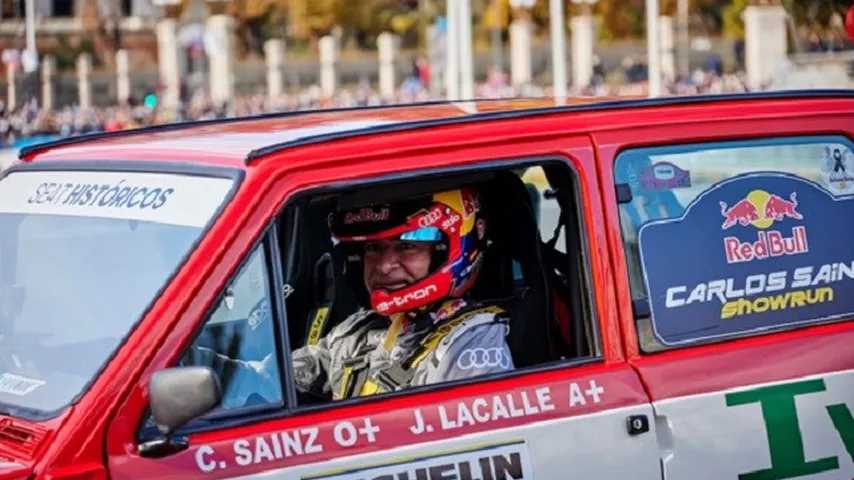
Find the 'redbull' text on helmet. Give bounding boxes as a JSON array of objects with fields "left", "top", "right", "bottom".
[{"left": 330, "top": 188, "right": 484, "bottom": 315}]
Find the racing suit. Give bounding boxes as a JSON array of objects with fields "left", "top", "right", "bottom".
[{"left": 292, "top": 298, "right": 514, "bottom": 400}]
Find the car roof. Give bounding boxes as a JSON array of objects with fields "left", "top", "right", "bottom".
[{"left": 20, "top": 90, "right": 854, "bottom": 169}]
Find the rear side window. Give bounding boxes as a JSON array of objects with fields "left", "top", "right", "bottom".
[{"left": 615, "top": 136, "right": 854, "bottom": 350}]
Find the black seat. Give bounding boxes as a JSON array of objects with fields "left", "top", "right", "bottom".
[{"left": 473, "top": 173, "right": 553, "bottom": 368}]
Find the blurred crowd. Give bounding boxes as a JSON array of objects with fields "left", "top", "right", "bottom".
[{"left": 0, "top": 61, "right": 753, "bottom": 149}]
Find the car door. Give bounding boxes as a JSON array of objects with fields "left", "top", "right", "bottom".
[
  {"left": 599, "top": 102, "right": 854, "bottom": 480},
  {"left": 106, "top": 135, "right": 663, "bottom": 479}
]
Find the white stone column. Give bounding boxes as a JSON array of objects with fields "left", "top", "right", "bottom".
[
  {"left": 206, "top": 14, "right": 236, "bottom": 106},
  {"left": 645, "top": 0, "right": 661, "bottom": 97},
  {"left": 571, "top": 15, "right": 594, "bottom": 89},
  {"left": 458, "top": 0, "right": 474, "bottom": 99},
  {"left": 77, "top": 53, "right": 92, "bottom": 109},
  {"left": 510, "top": 19, "right": 532, "bottom": 89},
  {"left": 659, "top": 15, "right": 675, "bottom": 83},
  {"left": 676, "top": 0, "right": 689, "bottom": 78},
  {"left": 377, "top": 32, "right": 397, "bottom": 101},
  {"left": 744, "top": 5, "right": 787, "bottom": 90},
  {"left": 319, "top": 35, "right": 337, "bottom": 99},
  {"left": 156, "top": 18, "right": 182, "bottom": 111},
  {"left": 40, "top": 55, "right": 53, "bottom": 111},
  {"left": 264, "top": 39, "right": 284, "bottom": 100},
  {"left": 426, "top": 23, "right": 445, "bottom": 96},
  {"left": 445, "top": 0, "right": 460, "bottom": 99},
  {"left": 116, "top": 49, "right": 131, "bottom": 105},
  {"left": 549, "top": 0, "right": 567, "bottom": 98},
  {"left": 6, "top": 63, "right": 16, "bottom": 112}
]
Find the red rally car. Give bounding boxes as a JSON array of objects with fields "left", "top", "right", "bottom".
[{"left": 0, "top": 91, "right": 852, "bottom": 479}]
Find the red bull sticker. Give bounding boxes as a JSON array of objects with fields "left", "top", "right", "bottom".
[{"left": 639, "top": 173, "right": 854, "bottom": 345}]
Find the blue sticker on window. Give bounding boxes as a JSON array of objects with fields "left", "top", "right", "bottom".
[
  {"left": 639, "top": 161, "right": 691, "bottom": 190},
  {"left": 639, "top": 172, "right": 854, "bottom": 345}
]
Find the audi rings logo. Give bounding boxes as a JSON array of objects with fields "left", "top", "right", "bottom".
[{"left": 456, "top": 348, "right": 510, "bottom": 370}]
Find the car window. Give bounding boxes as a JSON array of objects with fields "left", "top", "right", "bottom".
[
  {"left": 180, "top": 244, "right": 283, "bottom": 412},
  {"left": 0, "top": 169, "right": 234, "bottom": 418},
  {"left": 615, "top": 135, "right": 854, "bottom": 350},
  {"left": 523, "top": 166, "right": 566, "bottom": 253},
  {"left": 281, "top": 161, "right": 599, "bottom": 407}
]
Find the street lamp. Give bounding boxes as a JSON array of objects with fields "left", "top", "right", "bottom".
[{"left": 570, "top": 0, "right": 598, "bottom": 94}]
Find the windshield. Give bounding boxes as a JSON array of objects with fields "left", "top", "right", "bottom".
[{"left": 0, "top": 169, "right": 235, "bottom": 417}]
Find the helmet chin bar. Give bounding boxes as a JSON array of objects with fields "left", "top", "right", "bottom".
[
  {"left": 370, "top": 270, "right": 453, "bottom": 315},
  {"left": 371, "top": 248, "right": 476, "bottom": 315}
]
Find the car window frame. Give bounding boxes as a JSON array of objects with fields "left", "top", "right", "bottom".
[
  {"left": 143, "top": 155, "right": 605, "bottom": 438},
  {"left": 278, "top": 156, "right": 604, "bottom": 415}
]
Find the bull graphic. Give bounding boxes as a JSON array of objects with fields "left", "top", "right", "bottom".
[
  {"left": 720, "top": 199, "right": 759, "bottom": 229},
  {"left": 764, "top": 192, "right": 802, "bottom": 222}
]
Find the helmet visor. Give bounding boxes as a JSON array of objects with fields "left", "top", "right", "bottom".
[{"left": 399, "top": 226, "right": 443, "bottom": 242}]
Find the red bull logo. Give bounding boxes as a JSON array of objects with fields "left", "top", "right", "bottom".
[
  {"left": 720, "top": 198, "right": 760, "bottom": 229},
  {"left": 764, "top": 192, "right": 803, "bottom": 222},
  {"left": 720, "top": 190, "right": 809, "bottom": 264},
  {"left": 720, "top": 190, "right": 803, "bottom": 230}
]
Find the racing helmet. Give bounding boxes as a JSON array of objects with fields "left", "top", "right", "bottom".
[{"left": 331, "top": 188, "right": 485, "bottom": 315}]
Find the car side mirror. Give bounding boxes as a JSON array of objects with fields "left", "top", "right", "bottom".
[{"left": 139, "top": 366, "right": 221, "bottom": 458}]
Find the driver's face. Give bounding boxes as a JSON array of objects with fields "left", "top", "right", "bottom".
[{"left": 363, "top": 239, "right": 433, "bottom": 292}]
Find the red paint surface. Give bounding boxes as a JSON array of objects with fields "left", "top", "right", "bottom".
[
  {"left": 633, "top": 323, "right": 854, "bottom": 401},
  {"left": 111, "top": 365, "right": 645, "bottom": 479}
]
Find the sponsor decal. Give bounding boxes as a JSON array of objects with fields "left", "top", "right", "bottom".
[
  {"left": 0, "top": 373, "right": 45, "bottom": 396},
  {"left": 247, "top": 300, "right": 269, "bottom": 331},
  {"left": 0, "top": 171, "right": 233, "bottom": 227},
  {"left": 190, "top": 377, "right": 610, "bottom": 475},
  {"left": 417, "top": 206, "right": 444, "bottom": 228},
  {"left": 639, "top": 161, "right": 691, "bottom": 190},
  {"left": 718, "top": 188, "right": 809, "bottom": 265},
  {"left": 195, "top": 426, "right": 328, "bottom": 473},
  {"left": 344, "top": 208, "right": 390, "bottom": 225},
  {"left": 408, "top": 382, "right": 602, "bottom": 434},
  {"left": 725, "top": 377, "right": 853, "bottom": 479},
  {"left": 723, "top": 227, "right": 808, "bottom": 264},
  {"left": 456, "top": 348, "right": 511, "bottom": 370},
  {"left": 305, "top": 441, "right": 534, "bottom": 480},
  {"left": 430, "top": 298, "right": 468, "bottom": 323},
  {"left": 375, "top": 284, "right": 439, "bottom": 313},
  {"left": 441, "top": 210, "right": 462, "bottom": 234},
  {"left": 462, "top": 193, "right": 478, "bottom": 217},
  {"left": 821, "top": 145, "right": 854, "bottom": 195},
  {"left": 640, "top": 173, "right": 854, "bottom": 345}
]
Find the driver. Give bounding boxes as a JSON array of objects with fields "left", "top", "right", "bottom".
[{"left": 292, "top": 187, "right": 513, "bottom": 400}]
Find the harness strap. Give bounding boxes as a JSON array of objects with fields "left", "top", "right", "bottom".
[
  {"left": 306, "top": 306, "right": 330, "bottom": 346},
  {"left": 404, "top": 305, "right": 505, "bottom": 370},
  {"left": 342, "top": 304, "right": 506, "bottom": 398}
]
